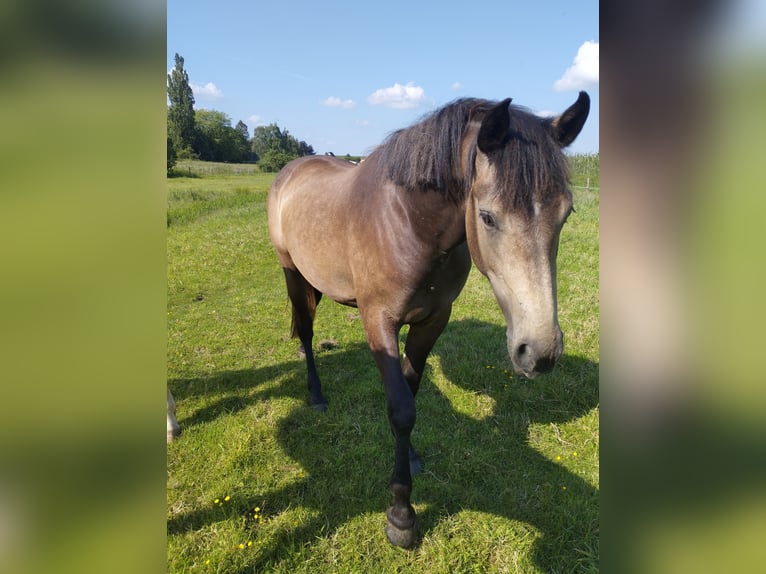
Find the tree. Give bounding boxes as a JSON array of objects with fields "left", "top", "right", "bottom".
[
  {"left": 298, "top": 140, "right": 315, "bottom": 157},
  {"left": 250, "top": 123, "right": 315, "bottom": 171},
  {"left": 235, "top": 120, "right": 249, "bottom": 142},
  {"left": 234, "top": 120, "right": 252, "bottom": 162},
  {"left": 167, "top": 53, "right": 196, "bottom": 157},
  {"left": 256, "top": 149, "right": 293, "bottom": 173},
  {"left": 167, "top": 135, "right": 177, "bottom": 174},
  {"left": 194, "top": 110, "right": 249, "bottom": 163}
]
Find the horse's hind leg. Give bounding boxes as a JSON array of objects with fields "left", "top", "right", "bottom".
[{"left": 282, "top": 267, "right": 327, "bottom": 410}]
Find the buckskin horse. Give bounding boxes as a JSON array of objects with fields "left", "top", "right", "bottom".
[{"left": 267, "top": 92, "right": 589, "bottom": 547}]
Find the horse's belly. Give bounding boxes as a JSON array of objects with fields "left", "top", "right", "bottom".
[{"left": 290, "top": 250, "right": 357, "bottom": 306}]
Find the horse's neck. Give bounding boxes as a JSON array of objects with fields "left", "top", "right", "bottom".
[{"left": 396, "top": 184, "right": 468, "bottom": 253}]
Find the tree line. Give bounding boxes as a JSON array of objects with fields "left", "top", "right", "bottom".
[{"left": 167, "top": 53, "right": 314, "bottom": 173}]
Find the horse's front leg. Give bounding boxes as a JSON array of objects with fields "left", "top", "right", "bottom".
[
  {"left": 167, "top": 389, "right": 181, "bottom": 443},
  {"left": 362, "top": 309, "right": 418, "bottom": 548}
]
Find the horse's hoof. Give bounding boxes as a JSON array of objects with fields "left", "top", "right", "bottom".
[
  {"left": 385, "top": 519, "right": 417, "bottom": 548},
  {"left": 310, "top": 402, "right": 328, "bottom": 412},
  {"left": 386, "top": 505, "right": 417, "bottom": 548},
  {"left": 167, "top": 428, "right": 181, "bottom": 443}
]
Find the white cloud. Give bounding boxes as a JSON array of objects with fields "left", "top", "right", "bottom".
[
  {"left": 554, "top": 41, "right": 599, "bottom": 91},
  {"left": 322, "top": 96, "right": 356, "bottom": 109},
  {"left": 368, "top": 82, "right": 426, "bottom": 109},
  {"left": 248, "top": 115, "right": 265, "bottom": 126},
  {"left": 451, "top": 81, "right": 463, "bottom": 90},
  {"left": 191, "top": 82, "right": 224, "bottom": 100},
  {"left": 355, "top": 119, "right": 371, "bottom": 127},
  {"left": 534, "top": 110, "right": 557, "bottom": 118}
]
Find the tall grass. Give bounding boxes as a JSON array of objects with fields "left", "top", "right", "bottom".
[
  {"left": 170, "top": 159, "right": 262, "bottom": 178},
  {"left": 568, "top": 153, "right": 599, "bottom": 191},
  {"left": 167, "top": 159, "right": 599, "bottom": 573}
]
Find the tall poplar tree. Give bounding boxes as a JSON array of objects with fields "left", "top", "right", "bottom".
[{"left": 167, "top": 53, "right": 196, "bottom": 156}]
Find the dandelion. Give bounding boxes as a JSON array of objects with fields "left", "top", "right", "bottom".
[
  {"left": 555, "top": 455, "right": 561, "bottom": 461},
  {"left": 205, "top": 559, "right": 210, "bottom": 565},
  {"left": 572, "top": 451, "right": 578, "bottom": 457},
  {"left": 214, "top": 498, "right": 220, "bottom": 505},
  {"left": 254, "top": 506, "right": 260, "bottom": 513},
  {"left": 224, "top": 495, "right": 231, "bottom": 502},
  {"left": 247, "top": 541, "right": 253, "bottom": 547},
  {"left": 238, "top": 543, "right": 245, "bottom": 550}
]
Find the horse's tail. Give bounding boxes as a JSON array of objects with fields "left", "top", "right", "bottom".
[{"left": 289, "top": 283, "right": 319, "bottom": 339}]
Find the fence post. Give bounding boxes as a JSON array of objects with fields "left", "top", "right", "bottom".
[{"left": 586, "top": 177, "right": 590, "bottom": 192}]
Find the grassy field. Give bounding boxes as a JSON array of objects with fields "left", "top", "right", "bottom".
[{"left": 167, "top": 156, "right": 599, "bottom": 573}]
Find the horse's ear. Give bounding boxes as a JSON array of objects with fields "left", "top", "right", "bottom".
[
  {"left": 546, "top": 91, "right": 590, "bottom": 148},
  {"left": 477, "top": 98, "right": 512, "bottom": 153}
]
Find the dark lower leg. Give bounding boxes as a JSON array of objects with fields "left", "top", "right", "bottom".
[
  {"left": 283, "top": 268, "right": 327, "bottom": 410},
  {"left": 399, "top": 308, "right": 453, "bottom": 476},
  {"left": 378, "top": 350, "right": 419, "bottom": 547},
  {"left": 385, "top": 382, "right": 417, "bottom": 548},
  {"left": 301, "top": 341, "right": 327, "bottom": 410}
]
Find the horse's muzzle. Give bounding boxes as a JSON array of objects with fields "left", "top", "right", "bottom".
[{"left": 509, "top": 329, "right": 564, "bottom": 379}]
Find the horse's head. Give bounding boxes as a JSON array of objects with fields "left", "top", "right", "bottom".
[{"left": 465, "top": 92, "right": 590, "bottom": 378}]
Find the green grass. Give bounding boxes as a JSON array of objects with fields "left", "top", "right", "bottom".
[{"left": 167, "top": 158, "right": 599, "bottom": 573}]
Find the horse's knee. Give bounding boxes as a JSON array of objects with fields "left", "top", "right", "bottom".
[
  {"left": 387, "top": 395, "right": 415, "bottom": 434},
  {"left": 402, "top": 357, "right": 422, "bottom": 393}
]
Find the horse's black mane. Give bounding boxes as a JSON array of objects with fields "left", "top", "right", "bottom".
[{"left": 369, "top": 98, "right": 570, "bottom": 213}]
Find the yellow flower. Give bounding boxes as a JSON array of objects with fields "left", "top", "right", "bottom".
[
  {"left": 224, "top": 495, "right": 231, "bottom": 502},
  {"left": 572, "top": 451, "right": 578, "bottom": 457},
  {"left": 238, "top": 543, "right": 245, "bottom": 549},
  {"left": 562, "top": 486, "right": 567, "bottom": 490},
  {"left": 247, "top": 541, "right": 253, "bottom": 547},
  {"left": 214, "top": 498, "right": 220, "bottom": 504},
  {"left": 555, "top": 455, "right": 561, "bottom": 461}
]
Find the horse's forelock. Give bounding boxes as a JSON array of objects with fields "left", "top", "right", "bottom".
[
  {"left": 370, "top": 99, "right": 571, "bottom": 212},
  {"left": 489, "top": 110, "right": 571, "bottom": 215}
]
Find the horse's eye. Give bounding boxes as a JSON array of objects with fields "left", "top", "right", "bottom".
[{"left": 479, "top": 210, "right": 498, "bottom": 230}]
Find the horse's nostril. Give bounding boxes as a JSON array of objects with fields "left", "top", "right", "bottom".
[{"left": 514, "top": 343, "right": 534, "bottom": 372}]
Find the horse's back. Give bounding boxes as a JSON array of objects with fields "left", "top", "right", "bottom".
[{"left": 268, "top": 156, "right": 360, "bottom": 303}]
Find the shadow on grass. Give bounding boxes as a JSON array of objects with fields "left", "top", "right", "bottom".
[{"left": 168, "top": 319, "right": 599, "bottom": 572}]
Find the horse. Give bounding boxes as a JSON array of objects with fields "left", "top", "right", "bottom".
[{"left": 267, "top": 92, "right": 590, "bottom": 548}]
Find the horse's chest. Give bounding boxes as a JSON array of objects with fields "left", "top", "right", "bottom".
[{"left": 403, "top": 242, "right": 471, "bottom": 323}]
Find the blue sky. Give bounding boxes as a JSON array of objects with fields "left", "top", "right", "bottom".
[{"left": 168, "top": 1, "right": 599, "bottom": 155}]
